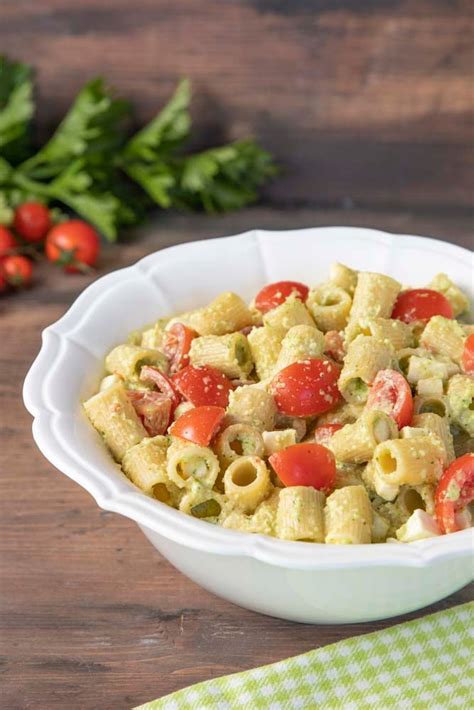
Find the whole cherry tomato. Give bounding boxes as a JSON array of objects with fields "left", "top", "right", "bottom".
[
  {"left": 1, "top": 255, "right": 33, "bottom": 287},
  {"left": 14, "top": 202, "right": 51, "bottom": 243},
  {"left": 45, "top": 220, "right": 100, "bottom": 272},
  {"left": 0, "top": 226, "right": 17, "bottom": 260}
]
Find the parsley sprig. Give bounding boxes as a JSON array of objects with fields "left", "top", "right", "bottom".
[{"left": 0, "top": 58, "right": 277, "bottom": 240}]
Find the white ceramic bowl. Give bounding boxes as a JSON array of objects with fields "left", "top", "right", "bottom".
[{"left": 23, "top": 227, "right": 473, "bottom": 624}]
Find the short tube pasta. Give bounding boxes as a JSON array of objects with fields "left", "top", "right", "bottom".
[
  {"left": 262, "top": 429, "right": 297, "bottom": 457},
  {"left": 346, "top": 271, "right": 401, "bottom": 340},
  {"left": 329, "top": 410, "right": 398, "bottom": 464},
  {"left": 183, "top": 292, "right": 254, "bottom": 336},
  {"left": 329, "top": 262, "right": 358, "bottom": 295},
  {"left": 338, "top": 335, "right": 394, "bottom": 404},
  {"left": 413, "top": 394, "right": 450, "bottom": 419},
  {"left": 276, "top": 487, "right": 325, "bottom": 541},
  {"left": 274, "top": 324, "right": 325, "bottom": 371},
  {"left": 306, "top": 283, "right": 352, "bottom": 332},
  {"left": 105, "top": 344, "right": 169, "bottom": 380},
  {"left": 122, "top": 435, "right": 170, "bottom": 495},
  {"left": 427, "top": 273, "right": 470, "bottom": 317},
  {"left": 412, "top": 412, "right": 455, "bottom": 464},
  {"left": 247, "top": 325, "right": 285, "bottom": 380},
  {"left": 447, "top": 374, "right": 474, "bottom": 436},
  {"left": 263, "top": 295, "right": 315, "bottom": 333},
  {"left": 420, "top": 316, "right": 466, "bottom": 363},
  {"left": 167, "top": 443, "right": 219, "bottom": 489},
  {"left": 189, "top": 332, "right": 253, "bottom": 378},
  {"left": 347, "top": 317, "right": 413, "bottom": 350},
  {"left": 226, "top": 385, "right": 277, "bottom": 432},
  {"left": 324, "top": 485, "right": 372, "bottom": 544},
  {"left": 83, "top": 382, "right": 147, "bottom": 462},
  {"left": 223, "top": 456, "right": 271, "bottom": 513},
  {"left": 373, "top": 436, "right": 444, "bottom": 487},
  {"left": 214, "top": 423, "right": 265, "bottom": 469}
]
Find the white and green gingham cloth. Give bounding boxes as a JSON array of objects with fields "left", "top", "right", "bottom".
[{"left": 136, "top": 602, "right": 473, "bottom": 709}]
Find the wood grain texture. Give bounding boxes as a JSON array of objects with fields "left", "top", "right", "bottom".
[
  {"left": 1, "top": 0, "right": 473, "bottom": 209},
  {"left": 0, "top": 208, "right": 472, "bottom": 710}
]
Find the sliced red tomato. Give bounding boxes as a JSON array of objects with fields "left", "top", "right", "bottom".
[
  {"left": 461, "top": 334, "right": 474, "bottom": 374},
  {"left": 170, "top": 405, "right": 226, "bottom": 446},
  {"left": 140, "top": 366, "right": 181, "bottom": 412},
  {"left": 163, "top": 323, "right": 198, "bottom": 373},
  {"left": 270, "top": 359, "right": 341, "bottom": 417},
  {"left": 366, "top": 369, "right": 413, "bottom": 428},
  {"left": 269, "top": 443, "right": 336, "bottom": 492},
  {"left": 255, "top": 280, "right": 309, "bottom": 314},
  {"left": 323, "top": 330, "right": 345, "bottom": 363},
  {"left": 391, "top": 289, "right": 453, "bottom": 324},
  {"left": 435, "top": 453, "right": 474, "bottom": 534},
  {"left": 313, "top": 423, "right": 343, "bottom": 447},
  {"left": 173, "top": 365, "right": 234, "bottom": 407},
  {"left": 128, "top": 391, "right": 172, "bottom": 436}
]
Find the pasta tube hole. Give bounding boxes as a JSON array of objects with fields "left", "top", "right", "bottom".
[
  {"left": 346, "top": 378, "right": 369, "bottom": 403},
  {"left": 231, "top": 461, "right": 258, "bottom": 487},
  {"left": 377, "top": 449, "right": 397, "bottom": 475},
  {"left": 152, "top": 483, "right": 171, "bottom": 503},
  {"left": 403, "top": 489, "right": 425, "bottom": 515},
  {"left": 373, "top": 416, "right": 393, "bottom": 443},
  {"left": 230, "top": 438, "right": 244, "bottom": 456},
  {"left": 419, "top": 399, "right": 447, "bottom": 417}
]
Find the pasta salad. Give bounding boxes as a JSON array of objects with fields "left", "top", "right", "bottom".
[{"left": 84, "top": 264, "right": 474, "bottom": 544}]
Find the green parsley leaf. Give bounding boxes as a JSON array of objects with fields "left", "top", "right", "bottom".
[{"left": 0, "top": 56, "right": 34, "bottom": 163}]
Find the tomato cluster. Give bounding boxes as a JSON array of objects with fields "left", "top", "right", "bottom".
[{"left": 0, "top": 202, "right": 100, "bottom": 294}]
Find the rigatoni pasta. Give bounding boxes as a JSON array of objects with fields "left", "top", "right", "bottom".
[{"left": 84, "top": 261, "right": 473, "bottom": 545}]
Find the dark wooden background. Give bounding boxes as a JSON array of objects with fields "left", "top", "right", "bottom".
[
  {"left": 1, "top": 0, "right": 473, "bottom": 211},
  {"left": 1, "top": 1, "right": 473, "bottom": 708}
]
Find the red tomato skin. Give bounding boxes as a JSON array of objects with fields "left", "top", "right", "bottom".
[
  {"left": 391, "top": 289, "right": 453, "bottom": 324},
  {"left": 1, "top": 255, "right": 33, "bottom": 287},
  {"left": 173, "top": 365, "right": 234, "bottom": 407},
  {"left": 0, "top": 226, "right": 17, "bottom": 259},
  {"left": 127, "top": 391, "right": 172, "bottom": 436},
  {"left": 170, "top": 405, "right": 226, "bottom": 446},
  {"left": 462, "top": 334, "right": 474, "bottom": 374},
  {"left": 163, "top": 323, "right": 198, "bottom": 373},
  {"left": 14, "top": 202, "right": 51, "bottom": 242},
  {"left": 313, "top": 423, "right": 343, "bottom": 447},
  {"left": 139, "top": 366, "right": 181, "bottom": 412},
  {"left": 45, "top": 220, "right": 100, "bottom": 272},
  {"left": 269, "top": 443, "right": 336, "bottom": 492},
  {"left": 366, "top": 369, "right": 413, "bottom": 429},
  {"left": 255, "top": 281, "right": 309, "bottom": 314},
  {"left": 270, "top": 359, "right": 341, "bottom": 417},
  {"left": 435, "top": 453, "right": 474, "bottom": 534}
]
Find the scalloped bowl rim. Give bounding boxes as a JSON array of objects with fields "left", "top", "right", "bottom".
[{"left": 23, "top": 226, "right": 474, "bottom": 571}]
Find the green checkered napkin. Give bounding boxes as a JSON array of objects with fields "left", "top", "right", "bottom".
[{"left": 135, "top": 602, "right": 473, "bottom": 710}]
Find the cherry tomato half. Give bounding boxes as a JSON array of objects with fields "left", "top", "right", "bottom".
[
  {"left": 173, "top": 365, "right": 234, "bottom": 407},
  {"left": 312, "top": 423, "right": 343, "bottom": 447},
  {"left": 270, "top": 359, "right": 341, "bottom": 417},
  {"left": 163, "top": 323, "right": 198, "bottom": 373},
  {"left": 269, "top": 443, "right": 336, "bottom": 492},
  {"left": 170, "top": 405, "right": 226, "bottom": 446},
  {"left": 14, "top": 202, "right": 51, "bottom": 243},
  {"left": 255, "top": 280, "right": 309, "bottom": 314},
  {"left": 1, "top": 255, "right": 32, "bottom": 287},
  {"left": 140, "top": 365, "right": 181, "bottom": 412},
  {"left": 462, "top": 334, "right": 474, "bottom": 374},
  {"left": 0, "top": 226, "right": 17, "bottom": 259},
  {"left": 435, "top": 453, "right": 474, "bottom": 534},
  {"left": 128, "top": 391, "right": 172, "bottom": 436},
  {"left": 391, "top": 289, "right": 453, "bottom": 324},
  {"left": 366, "top": 369, "right": 413, "bottom": 429},
  {"left": 45, "top": 220, "right": 100, "bottom": 273}
]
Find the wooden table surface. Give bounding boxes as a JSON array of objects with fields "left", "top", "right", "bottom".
[{"left": 1, "top": 207, "right": 472, "bottom": 710}]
